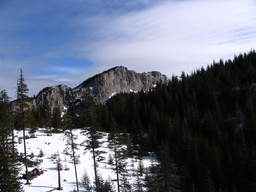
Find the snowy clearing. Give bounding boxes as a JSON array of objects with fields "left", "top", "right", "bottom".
[{"left": 16, "top": 128, "right": 157, "bottom": 192}]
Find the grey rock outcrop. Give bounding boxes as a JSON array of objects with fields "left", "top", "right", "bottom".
[
  {"left": 35, "top": 84, "right": 74, "bottom": 112},
  {"left": 73, "top": 66, "right": 167, "bottom": 104},
  {"left": 29, "top": 66, "right": 167, "bottom": 112}
]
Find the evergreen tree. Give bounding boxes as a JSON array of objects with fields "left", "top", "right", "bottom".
[
  {"left": 51, "top": 106, "right": 62, "bottom": 132},
  {"left": 97, "top": 176, "right": 114, "bottom": 192},
  {"left": 108, "top": 132, "right": 129, "bottom": 192},
  {"left": 36, "top": 103, "right": 51, "bottom": 128},
  {"left": 82, "top": 170, "right": 92, "bottom": 192},
  {"left": 145, "top": 169, "right": 161, "bottom": 192},
  {"left": 0, "top": 90, "right": 22, "bottom": 192},
  {"left": 82, "top": 126, "right": 105, "bottom": 192},
  {"left": 26, "top": 107, "right": 38, "bottom": 131},
  {"left": 63, "top": 107, "right": 80, "bottom": 192},
  {"left": 17, "top": 68, "right": 30, "bottom": 184},
  {"left": 120, "top": 173, "right": 131, "bottom": 192},
  {"left": 81, "top": 100, "right": 106, "bottom": 192}
]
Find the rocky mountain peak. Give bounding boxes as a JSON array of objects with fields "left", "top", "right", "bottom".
[
  {"left": 73, "top": 66, "right": 167, "bottom": 104},
  {"left": 29, "top": 66, "right": 167, "bottom": 112}
]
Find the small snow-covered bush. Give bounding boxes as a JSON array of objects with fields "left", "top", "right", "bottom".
[
  {"left": 82, "top": 171, "right": 92, "bottom": 192},
  {"left": 29, "top": 129, "right": 36, "bottom": 134},
  {"left": 63, "top": 148, "right": 69, "bottom": 155},
  {"left": 38, "top": 149, "right": 44, "bottom": 157},
  {"left": 24, "top": 158, "right": 42, "bottom": 167},
  {"left": 69, "top": 157, "right": 80, "bottom": 164},
  {"left": 29, "top": 132, "right": 36, "bottom": 138},
  {"left": 25, "top": 135, "right": 30, "bottom": 139},
  {"left": 51, "top": 153, "right": 58, "bottom": 160},
  {"left": 64, "top": 164, "right": 70, "bottom": 171},
  {"left": 98, "top": 177, "right": 114, "bottom": 192},
  {"left": 29, "top": 152, "right": 34, "bottom": 159},
  {"left": 18, "top": 137, "right": 22, "bottom": 144}
]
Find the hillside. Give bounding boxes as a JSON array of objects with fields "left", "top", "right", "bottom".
[{"left": 97, "top": 51, "right": 256, "bottom": 192}]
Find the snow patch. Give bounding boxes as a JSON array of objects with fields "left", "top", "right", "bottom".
[
  {"left": 61, "top": 106, "right": 68, "bottom": 118},
  {"left": 108, "top": 92, "right": 117, "bottom": 99},
  {"left": 129, "top": 89, "right": 138, "bottom": 93},
  {"left": 16, "top": 128, "right": 158, "bottom": 192}
]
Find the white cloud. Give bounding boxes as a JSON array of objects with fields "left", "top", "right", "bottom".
[
  {"left": 1, "top": 0, "right": 256, "bottom": 98},
  {"left": 79, "top": 0, "right": 256, "bottom": 76}
]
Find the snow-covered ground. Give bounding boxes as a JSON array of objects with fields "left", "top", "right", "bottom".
[{"left": 16, "top": 128, "right": 157, "bottom": 192}]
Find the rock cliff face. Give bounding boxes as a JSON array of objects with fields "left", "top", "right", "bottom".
[
  {"left": 32, "top": 66, "right": 168, "bottom": 112},
  {"left": 73, "top": 66, "right": 167, "bottom": 103},
  {"left": 35, "top": 84, "right": 74, "bottom": 112}
]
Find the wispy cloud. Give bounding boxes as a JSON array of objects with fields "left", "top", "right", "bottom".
[
  {"left": 80, "top": 0, "right": 256, "bottom": 75},
  {"left": 0, "top": 0, "right": 256, "bottom": 98}
]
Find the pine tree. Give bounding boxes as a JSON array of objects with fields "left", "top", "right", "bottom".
[
  {"left": 97, "top": 176, "right": 115, "bottom": 192},
  {"left": 37, "top": 102, "right": 51, "bottom": 128},
  {"left": 145, "top": 171, "right": 160, "bottom": 192},
  {"left": 26, "top": 107, "right": 38, "bottom": 131},
  {"left": 159, "top": 144, "right": 180, "bottom": 192},
  {"left": 120, "top": 173, "right": 131, "bottom": 192},
  {"left": 17, "top": 68, "right": 30, "bottom": 184},
  {"left": 82, "top": 170, "right": 92, "bottom": 192},
  {"left": 82, "top": 126, "right": 105, "bottom": 192},
  {"left": 0, "top": 90, "right": 21, "bottom": 192},
  {"left": 63, "top": 107, "right": 80, "bottom": 192},
  {"left": 108, "top": 132, "right": 129, "bottom": 192},
  {"left": 135, "top": 173, "right": 143, "bottom": 192},
  {"left": 51, "top": 106, "right": 62, "bottom": 132}
]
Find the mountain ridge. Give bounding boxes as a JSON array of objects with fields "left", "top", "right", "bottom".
[{"left": 13, "top": 66, "right": 168, "bottom": 113}]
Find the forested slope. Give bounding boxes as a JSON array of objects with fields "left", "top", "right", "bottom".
[{"left": 98, "top": 50, "right": 256, "bottom": 192}]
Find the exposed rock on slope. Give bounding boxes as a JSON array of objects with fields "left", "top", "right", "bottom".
[
  {"left": 20, "top": 66, "right": 167, "bottom": 112},
  {"left": 73, "top": 66, "right": 167, "bottom": 103},
  {"left": 35, "top": 84, "right": 74, "bottom": 112}
]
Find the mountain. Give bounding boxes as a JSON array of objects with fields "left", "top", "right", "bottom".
[
  {"left": 73, "top": 66, "right": 167, "bottom": 104},
  {"left": 35, "top": 84, "right": 74, "bottom": 113},
  {"left": 27, "top": 66, "right": 167, "bottom": 112}
]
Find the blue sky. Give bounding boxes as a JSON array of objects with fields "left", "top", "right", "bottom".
[{"left": 0, "top": 0, "right": 256, "bottom": 98}]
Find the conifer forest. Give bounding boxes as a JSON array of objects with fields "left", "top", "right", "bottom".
[{"left": 1, "top": 51, "right": 256, "bottom": 192}]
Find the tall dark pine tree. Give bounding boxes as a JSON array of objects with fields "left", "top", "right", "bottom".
[
  {"left": 82, "top": 102, "right": 105, "bottom": 192},
  {"left": 51, "top": 106, "right": 62, "bottom": 132},
  {"left": 0, "top": 90, "right": 21, "bottom": 192},
  {"left": 63, "top": 107, "right": 80, "bottom": 192},
  {"left": 108, "top": 132, "right": 129, "bottom": 192},
  {"left": 82, "top": 126, "right": 105, "bottom": 192},
  {"left": 17, "top": 68, "right": 30, "bottom": 184}
]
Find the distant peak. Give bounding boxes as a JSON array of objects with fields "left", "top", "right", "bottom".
[
  {"left": 113, "top": 65, "right": 127, "bottom": 70},
  {"left": 103, "top": 66, "right": 128, "bottom": 73},
  {"left": 56, "top": 84, "right": 69, "bottom": 88}
]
